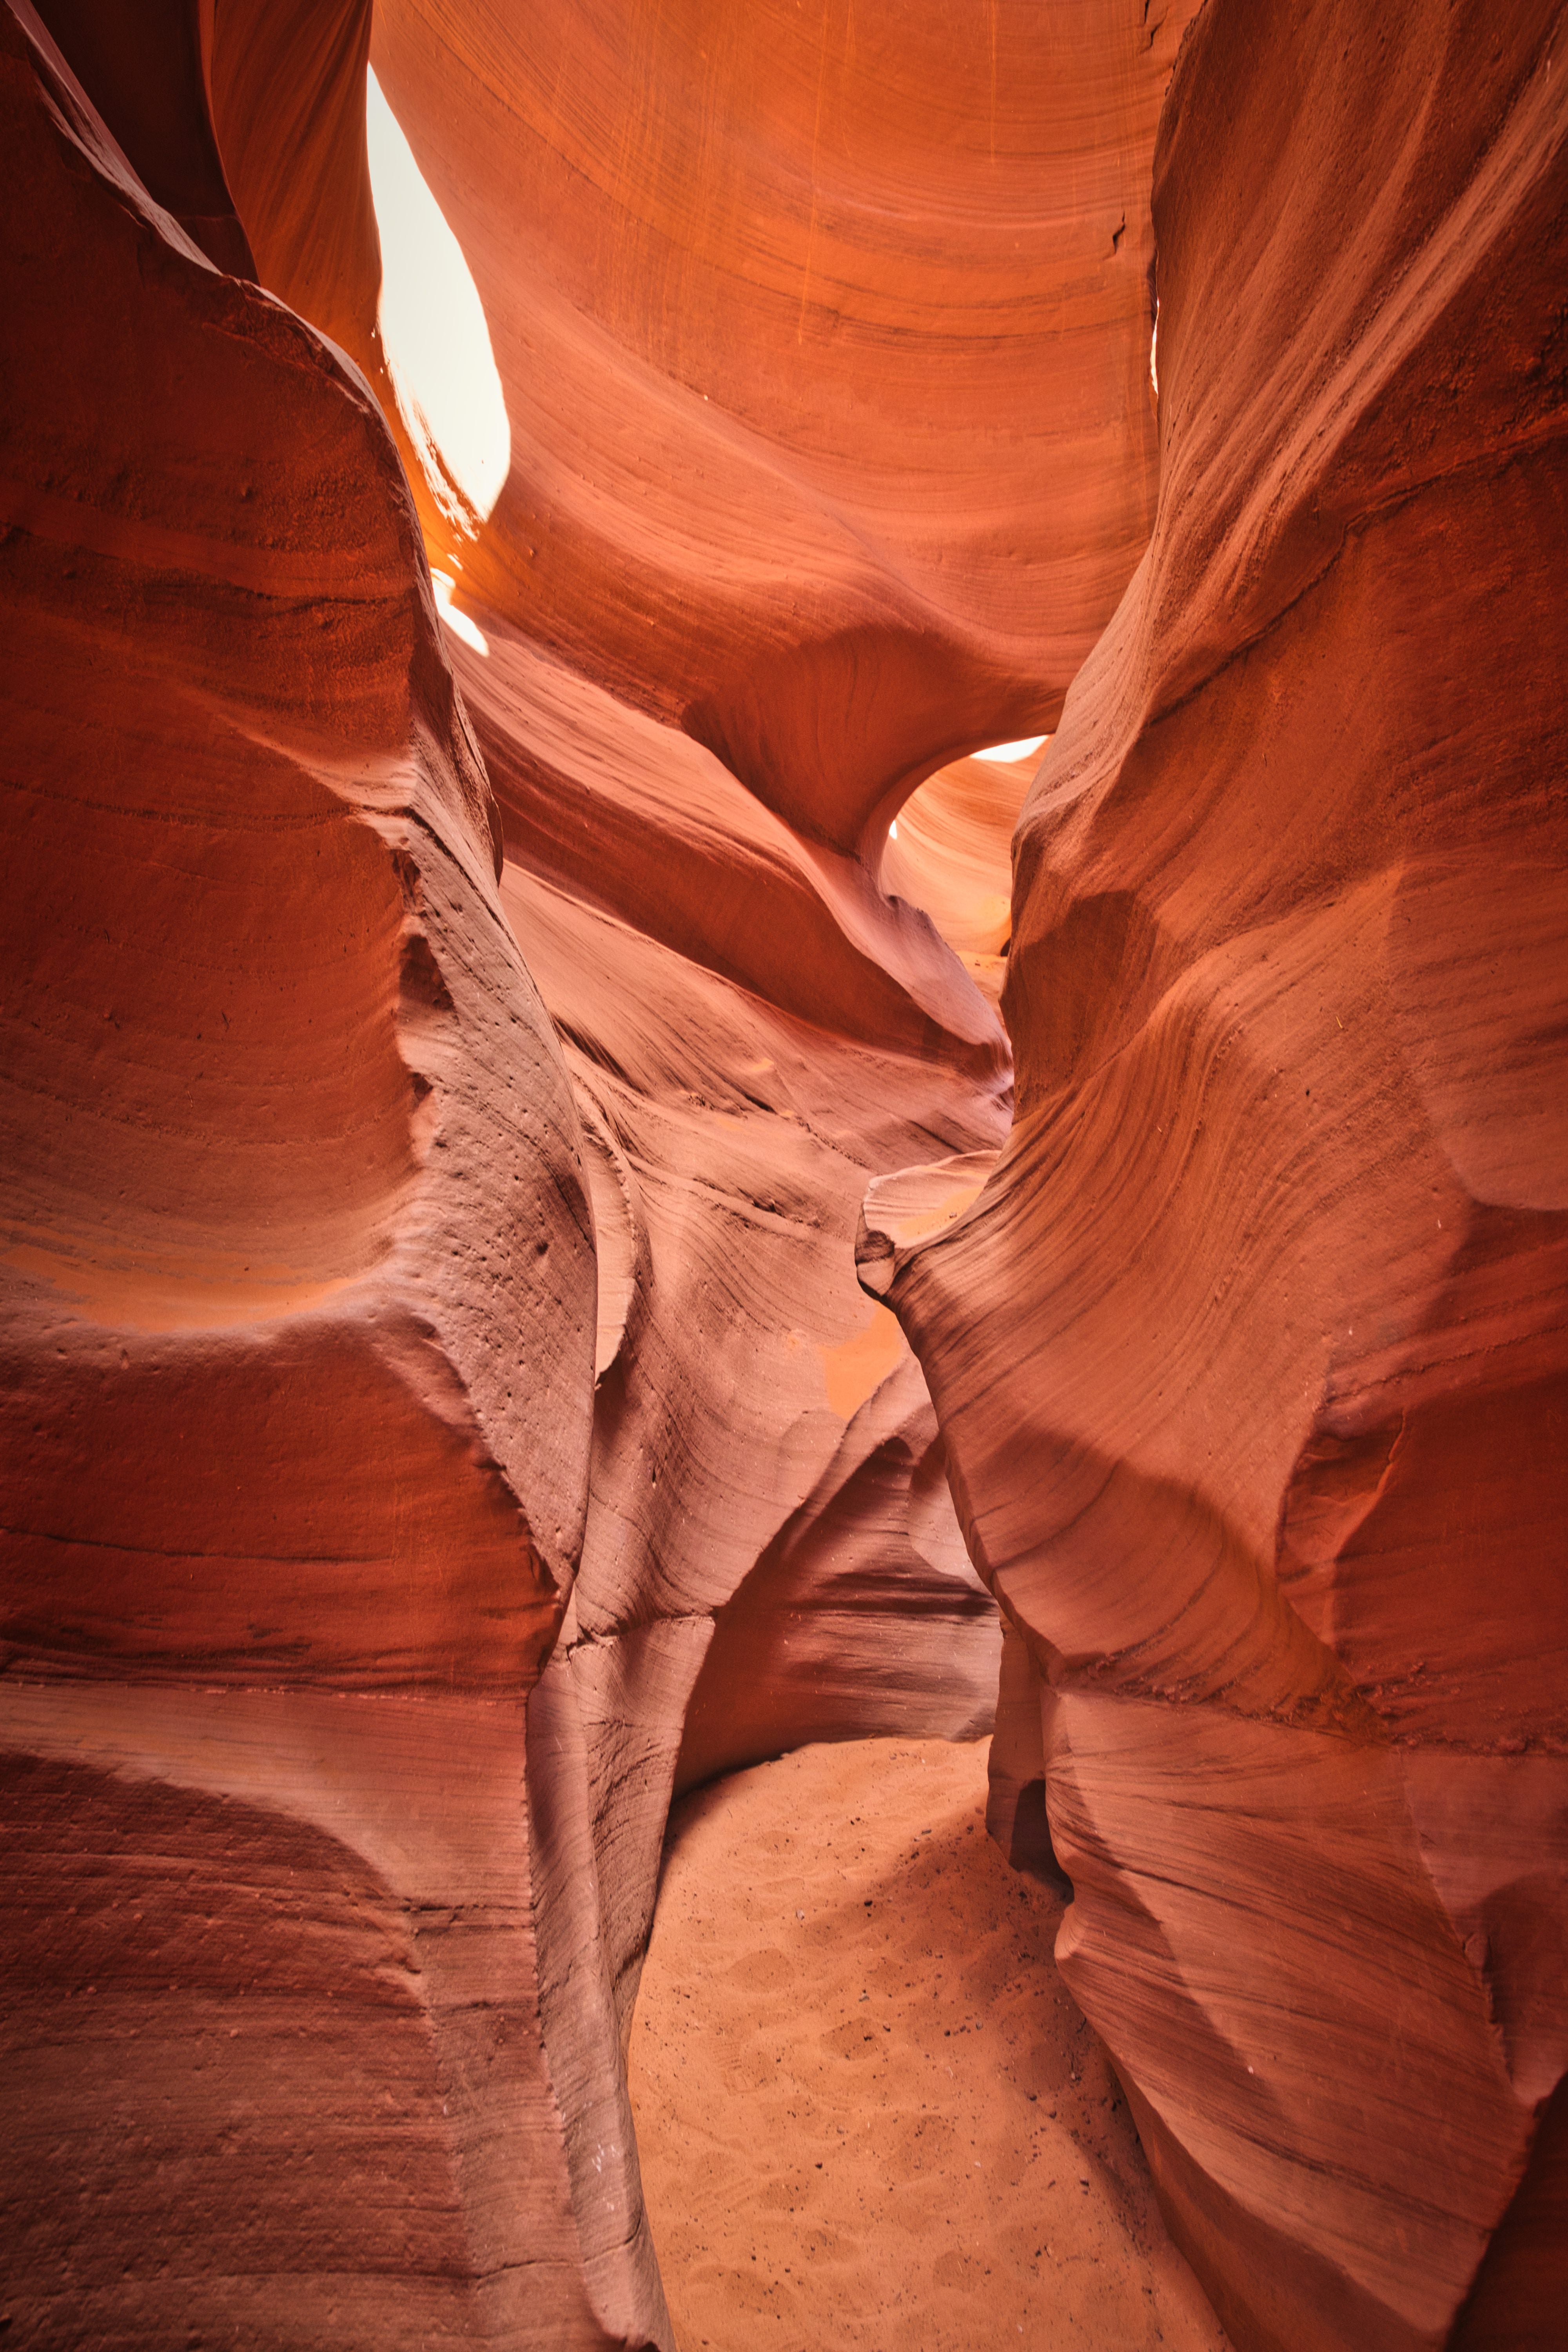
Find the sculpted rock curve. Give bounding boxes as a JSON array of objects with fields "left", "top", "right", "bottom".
[
  {"left": 868, "top": 4, "right": 1568, "bottom": 2345},
  {"left": 0, "top": 14, "right": 614, "bottom": 2343}
]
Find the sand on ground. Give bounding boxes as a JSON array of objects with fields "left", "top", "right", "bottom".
[{"left": 628, "top": 1735, "right": 1231, "bottom": 2352}]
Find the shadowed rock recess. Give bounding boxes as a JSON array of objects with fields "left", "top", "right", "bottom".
[{"left": 0, "top": 1, "right": 1561, "bottom": 2347}]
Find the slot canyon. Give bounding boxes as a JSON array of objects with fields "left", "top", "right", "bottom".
[{"left": 0, "top": 0, "right": 1563, "bottom": 2346}]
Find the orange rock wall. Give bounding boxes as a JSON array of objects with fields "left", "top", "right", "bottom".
[
  {"left": 0, "top": 2, "right": 1045, "bottom": 2341},
  {"left": 872, "top": 2, "right": 1568, "bottom": 2345},
  {"left": 369, "top": 0, "right": 1198, "bottom": 851},
  {"left": 4, "top": 0, "right": 1564, "bottom": 2346},
  {"left": 0, "top": 13, "right": 617, "bottom": 2341}
]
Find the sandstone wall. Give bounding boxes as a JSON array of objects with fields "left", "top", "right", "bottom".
[
  {"left": 868, "top": 2, "right": 1568, "bottom": 2344},
  {"left": 0, "top": 3, "right": 1048, "bottom": 2339},
  {"left": 5, "top": 0, "right": 1563, "bottom": 2345}
]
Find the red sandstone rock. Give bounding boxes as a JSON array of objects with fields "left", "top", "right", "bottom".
[
  {"left": 7, "top": 0, "right": 1563, "bottom": 2345},
  {"left": 207, "top": 0, "right": 380, "bottom": 374},
  {"left": 880, "top": 746, "right": 1040, "bottom": 1005},
  {"left": 0, "top": 4, "right": 1016, "bottom": 2342},
  {"left": 0, "top": 12, "right": 611, "bottom": 2339},
  {"left": 27, "top": 0, "right": 256, "bottom": 273},
  {"left": 0, "top": 0, "right": 591, "bottom": 1690},
  {"left": 869, "top": 3, "right": 1568, "bottom": 2345},
  {"left": 424, "top": 536, "right": 1014, "bottom": 2127},
  {"left": 492, "top": 698, "right": 1008, "bottom": 2039},
  {"left": 367, "top": 0, "right": 1198, "bottom": 852},
  {"left": 470, "top": 669, "right": 1011, "bottom": 2314}
]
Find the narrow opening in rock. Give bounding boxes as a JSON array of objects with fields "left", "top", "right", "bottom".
[
  {"left": 880, "top": 745, "right": 1047, "bottom": 1003},
  {"left": 365, "top": 67, "right": 510, "bottom": 539},
  {"left": 972, "top": 737, "right": 1048, "bottom": 765}
]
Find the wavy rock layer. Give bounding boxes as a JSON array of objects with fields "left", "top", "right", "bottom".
[
  {"left": 9, "top": 0, "right": 1563, "bottom": 2347},
  {"left": 0, "top": 13, "right": 610, "bottom": 2345},
  {"left": 880, "top": 746, "right": 1038, "bottom": 1005},
  {"left": 368, "top": 0, "right": 1199, "bottom": 851},
  {"left": 869, "top": 4, "right": 1568, "bottom": 2347},
  {"left": 451, "top": 599, "right": 1013, "bottom": 2344},
  {"left": 0, "top": 4, "right": 1020, "bottom": 2345}
]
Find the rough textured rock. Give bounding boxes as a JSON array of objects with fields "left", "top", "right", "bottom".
[
  {"left": 0, "top": 1, "right": 595, "bottom": 1698},
  {"left": 867, "top": 3, "right": 1568, "bottom": 2347},
  {"left": 451, "top": 614, "right": 1012, "bottom": 2335},
  {"left": 483, "top": 626, "right": 1009, "bottom": 2065}
]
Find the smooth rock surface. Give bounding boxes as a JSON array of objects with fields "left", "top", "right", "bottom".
[
  {"left": 0, "top": 13, "right": 611, "bottom": 2343},
  {"left": 0, "top": 5, "right": 1018, "bottom": 2343},
  {"left": 367, "top": 0, "right": 1200, "bottom": 851},
  {"left": 869, "top": 3, "right": 1568, "bottom": 2346}
]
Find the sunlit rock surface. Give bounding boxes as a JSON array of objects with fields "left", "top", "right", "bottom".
[
  {"left": 868, "top": 3, "right": 1568, "bottom": 2347},
  {"left": 879, "top": 743, "right": 1040, "bottom": 1005}
]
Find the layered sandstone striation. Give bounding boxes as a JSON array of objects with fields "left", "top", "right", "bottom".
[
  {"left": 473, "top": 621, "right": 1010, "bottom": 2264},
  {"left": 867, "top": 2, "right": 1568, "bottom": 2347},
  {"left": 879, "top": 745, "right": 1039, "bottom": 1006},
  {"left": 0, "top": 2, "right": 1044, "bottom": 2343},
  {"left": 4, "top": 0, "right": 1564, "bottom": 2348},
  {"left": 366, "top": 0, "right": 1200, "bottom": 850},
  {"left": 0, "top": 10, "right": 615, "bottom": 2341}
]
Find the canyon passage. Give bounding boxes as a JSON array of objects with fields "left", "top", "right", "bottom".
[{"left": 1, "top": 3, "right": 1564, "bottom": 2349}]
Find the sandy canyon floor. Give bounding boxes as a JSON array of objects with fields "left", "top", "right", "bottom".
[{"left": 629, "top": 1737, "right": 1232, "bottom": 2351}]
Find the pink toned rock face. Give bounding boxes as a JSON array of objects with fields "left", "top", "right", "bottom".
[
  {"left": 870, "top": 2, "right": 1568, "bottom": 2345},
  {"left": 880, "top": 747, "right": 1040, "bottom": 1004},
  {"left": 461, "top": 621, "right": 1011, "bottom": 2297}
]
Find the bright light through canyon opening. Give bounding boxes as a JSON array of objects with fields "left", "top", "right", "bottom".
[
  {"left": 972, "top": 736, "right": 1047, "bottom": 763},
  {"left": 365, "top": 67, "right": 510, "bottom": 563}
]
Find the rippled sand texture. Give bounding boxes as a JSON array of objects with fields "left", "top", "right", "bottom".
[{"left": 630, "top": 1738, "right": 1230, "bottom": 2352}]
